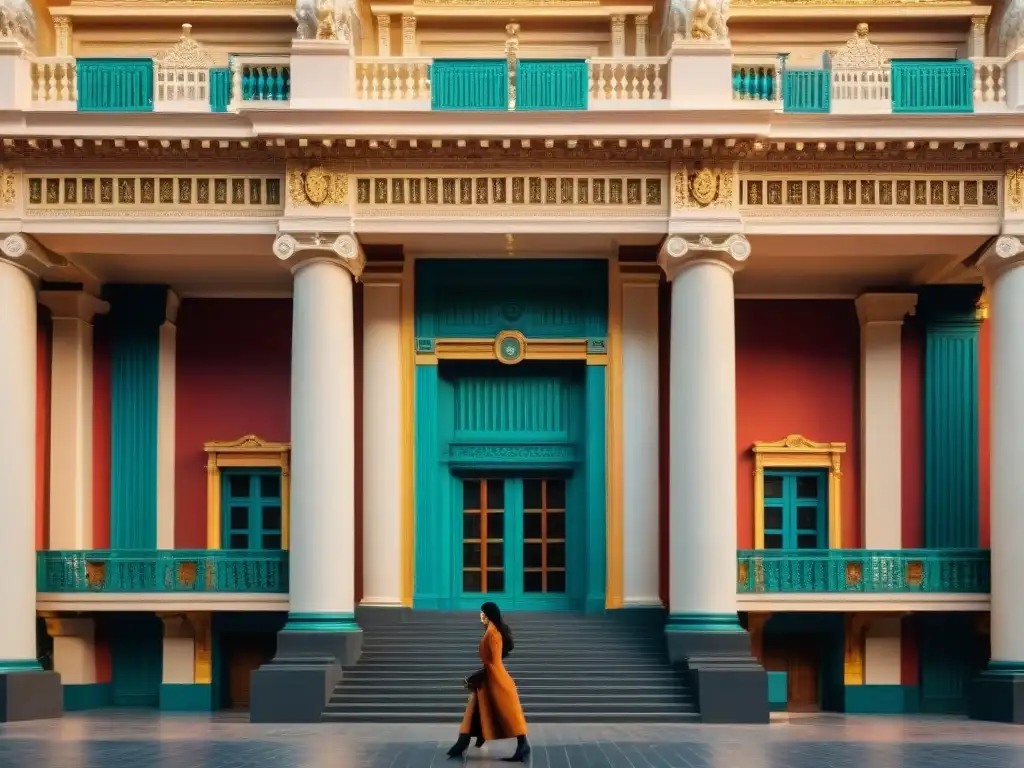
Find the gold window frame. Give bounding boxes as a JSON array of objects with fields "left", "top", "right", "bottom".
[
  {"left": 752, "top": 434, "right": 845, "bottom": 549},
  {"left": 204, "top": 435, "right": 291, "bottom": 550}
]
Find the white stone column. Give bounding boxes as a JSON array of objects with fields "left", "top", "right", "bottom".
[
  {"left": 980, "top": 235, "right": 1024, "bottom": 666},
  {"left": 854, "top": 293, "right": 917, "bottom": 550},
  {"left": 361, "top": 271, "right": 404, "bottom": 609},
  {"left": 621, "top": 270, "right": 661, "bottom": 606},
  {"left": 658, "top": 234, "right": 750, "bottom": 628},
  {"left": 39, "top": 291, "right": 109, "bottom": 550},
  {"left": 156, "top": 292, "right": 179, "bottom": 549},
  {"left": 273, "top": 233, "right": 365, "bottom": 632},
  {"left": 0, "top": 246, "right": 40, "bottom": 666}
]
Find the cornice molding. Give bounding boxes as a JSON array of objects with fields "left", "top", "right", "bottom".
[
  {"left": 272, "top": 231, "right": 366, "bottom": 279},
  {"left": 657, "top": 233, "right": 751, "bottom": 281}
]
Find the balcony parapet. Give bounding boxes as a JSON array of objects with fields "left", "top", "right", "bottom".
[
  {"left": 37, "top": 550, "right": 289, "bottom": 594},
  {"left": 737, "top": 548, "right": 990, "bottom": 594}
]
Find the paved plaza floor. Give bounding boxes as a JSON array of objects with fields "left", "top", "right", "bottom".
[{"left": 0, "top": 712, "right": 1022, "bottom": 768}]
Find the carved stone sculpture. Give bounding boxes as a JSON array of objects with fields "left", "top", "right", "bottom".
[
  {"left": 0, "top": 0, "right": 36, "bottom": 50},
  {"left": 669, "top": 0, "right": 729, "bottom": 44},
  {"left": 999, "top": 0, "right": 1024, "bottom": 58},
  {"left": 296, "top": 0, "right": 318, "bottom": 40}
]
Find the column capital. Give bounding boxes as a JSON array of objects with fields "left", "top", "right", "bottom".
[
  {"left": 38, "top": 290, "right": 109, "bottom": 323},
  {"left": 658, "top": 233, "right": 750, "bottom": 281},
  {"left": 979, "top": 235, "right": 1024, "bottom": 283},
  {"left": 0, "top": 233, "right": 67, "bottom": 278},
  {"left": 273, "top": 231, "right": 365, "bottom": 280},
  {"left": 854, "top": 292, "right": 917, "bottom": 326}
]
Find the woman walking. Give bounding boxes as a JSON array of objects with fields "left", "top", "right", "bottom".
[{"left": 447, "top": 602, "right": 531, "bottom": 762}]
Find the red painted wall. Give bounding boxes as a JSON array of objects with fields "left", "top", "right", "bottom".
[
  {"left": 92, "top": 316, "right": 112, "bottom": 549},
  {"left": 901, "top": 319, "right": 924, "bottom": 548},
  {"left": 174, "top": 299, "right": 292, "bottom": 548},
  {"left": 978, "top": 317, "right": 991, "bottom": 548},
  {"left": 36, "top": 310, "right": 52, "bottom": 551},
  {"left": 900, "top": 614, "right": 919, "bottom": 686},
  {"left": 736, "top": 300, "right": 861, "bottom": 548}
]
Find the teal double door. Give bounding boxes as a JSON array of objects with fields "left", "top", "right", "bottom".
[{"left": 458, "top": 475, "right": 573, "bottom": 610}]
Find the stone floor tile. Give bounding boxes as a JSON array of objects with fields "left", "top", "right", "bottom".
[{"left": 0, "top": 712, "right": 1023, "bottom": 768}]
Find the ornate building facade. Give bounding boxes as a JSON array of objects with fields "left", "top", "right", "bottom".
[{"left": 1, "top": 0, "right": 1022, "bottom": 724}]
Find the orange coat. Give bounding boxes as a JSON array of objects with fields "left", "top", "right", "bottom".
[{"left": 459, "top": 624, "right": 528, "bottom": 740}]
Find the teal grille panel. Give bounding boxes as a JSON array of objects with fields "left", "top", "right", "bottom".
[
  {"left": 77, "top": 58, "right": 154, "bottom": 112},
  {"left": 209, "top": 67, "right": 231, "bottom": 112},
  {"left": 736, "top": 549, "right": 990, "bottom": 593},
  {"left": 517, "top": 59, "right": 588, "bottom": 111},
  {"left": 782, "top": 69, "right": 830, "bottom": 113},
  {"left": 37, "top": 550, "right": 290, "bottom": 593},
  {"left": 892, "top": 59, "right": 973, "bottom": 113},
  {"left": 431, "top": 59, "right": 508, "bottom": 111}
]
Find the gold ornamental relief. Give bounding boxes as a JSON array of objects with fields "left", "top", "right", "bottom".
[
  {"left": 674, "top": 167, "right": 733, "bottom": 209},
  {"left": 0, "top": 168, "right": 15, "bottom": 208},
  {"left": 1007, "top": 168, "right": 1024, "bottom": 212},
  {"left": 287, "top": 167, "right": 348, "bottom": 207}
]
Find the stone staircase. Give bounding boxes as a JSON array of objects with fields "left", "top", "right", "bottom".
[{"left": 322, "top": 611, "right": 700, "bottom": 723}]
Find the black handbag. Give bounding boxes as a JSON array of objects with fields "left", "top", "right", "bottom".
[{"left": 464, "top": 668, "right": 486, "bottom": 691}]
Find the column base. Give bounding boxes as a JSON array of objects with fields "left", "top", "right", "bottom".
[
  {"left": 0, "top": 670, "right": 63, "bottom": 722},
  {"left": 356, "top": 604, "right": 410, "bottom": 627},
  {"left": 249, "top": 613, "right": 363, "bottom": 724},
  {"left": 665, "top": 613, "right": 768, "bottom": 724},
  {"left": 969, "top": 663, "right": 1024, "bottom": 723}
]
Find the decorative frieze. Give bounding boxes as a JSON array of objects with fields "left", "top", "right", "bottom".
[
  {"left": 739, "top": 172, "right": 1001, "bottom": 216},
  {"left": 353, "top": 173, "right": 666, "bottom": 215},
  {"left": 23, "top": 174, "right": 283, "bottom": 216}
]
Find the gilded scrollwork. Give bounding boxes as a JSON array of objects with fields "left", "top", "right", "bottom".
[
  {"left": 0, "top": 168, "right": 15, "bottom": 208},
  {"left": 673, "top": 166, "right": 735, "bottom": 209},
  {"left": 1006, "top": 167, "right": 1024, "bottom": 212},
  {"left": 287, "top": 166, "right": 348, "bottom": 206}
]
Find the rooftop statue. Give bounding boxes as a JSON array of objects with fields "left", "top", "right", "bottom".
[
  {"left": 296, "top": 0, "right": 358, "bottom": 43},
  {"left": 0, "top": 0, "right": 36, "bottom": 50},
  {"left": 669, "top": 0, "right": 729, "bottom": 44},
  {"left": 999, "top": 0, "right": 1024, "bottom": 57}
]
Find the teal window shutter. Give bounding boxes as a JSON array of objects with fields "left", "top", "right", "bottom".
[
  {"left": 782, "top": 69, "right": 830, "bottom": 113},
  {"left": 77, "top": 58, "right": 154, "bottom": 112},
  {"left": 431, "top": 59, "right": 508, "bottom": 111},
  {"left": 891, "top": 59, "right": 973, "bottom": 114},
  {"left": 221, "top": 469, "right": 284, "bottom": 551},
  {"left": 517, "top": 59, "right": 588, "bottom": 111},
  {"left": 763, "top": 470, "right": 828, "bottom": 549},
  {"left": 209, "top": 67, "right": 231, "bottom": 112}
]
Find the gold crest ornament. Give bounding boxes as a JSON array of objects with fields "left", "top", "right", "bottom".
[
  {"left": 688, "top": 167, "right": 720, "bottom": 207},
  {"left": 1007, "top": 168, "right": 1024, "bottom": 212},
  {"left": 303, "top": 166, "right": 331, "bottom": 205}
]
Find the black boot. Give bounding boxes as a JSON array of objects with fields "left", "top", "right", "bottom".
[
  {"left": 446, "top": 734, "right": 471, "bottom": 759},
  {"left": 502, "top": 735, "right": 531, "bottom": 762},
  {"left": 475, "top": 737, "right": 486, "bottom": 748}
]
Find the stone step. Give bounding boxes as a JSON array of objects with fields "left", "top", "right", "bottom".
[{"left": 321, "top": 711, "right": 700, "bottom": 723}]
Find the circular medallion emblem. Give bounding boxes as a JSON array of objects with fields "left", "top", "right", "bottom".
[
  {"left": 303, "top": 166, "right": 331, "bottom": 205},
  {"left": 494, "top": 330, "right": 527, "bottom": 365}
]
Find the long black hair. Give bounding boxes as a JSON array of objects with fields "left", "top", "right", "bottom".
[{"left": 481, "top": 601, "right": 515, "bottom": 658}]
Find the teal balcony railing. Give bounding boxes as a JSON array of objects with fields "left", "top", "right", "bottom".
[
  {"left": 431, "top": 58, "right": 508, "bottom": 111},
  {"left": 37, "top": 550, "right": 289, "bottom": 593},
  {"left": 517, "top": 59, "right": 588, "bottom": 111},
  {"left": 781, "top": 69, "right": 830, "bottom": 113},
  {"left": 737, "top": 549, "right": 990, "bottom": 594},
  {"left": 732, "top": 64, "right": 776, "bottom": 102},
  {"left": 77, "top": 58, "right": 154, "bottom": 112},
  {"left": 239, "top": 60, "right": 291, "bottom": 102},
  {"left": 891, "top": 59, "right": 973, "bottom": 113}
]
